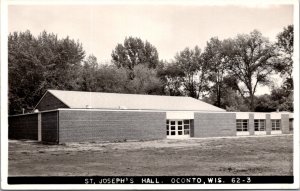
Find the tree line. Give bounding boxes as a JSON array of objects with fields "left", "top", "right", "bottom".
[{"left": 8, "top": 25, "right": 293, "bottom": 114}]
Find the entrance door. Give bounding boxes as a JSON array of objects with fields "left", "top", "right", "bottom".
[{"left": 166, "top": 119, "right": 190, "bottom": 138}]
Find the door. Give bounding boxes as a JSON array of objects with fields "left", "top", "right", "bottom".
[{"left": 166, "top": 119, "right": 190, "bottom": 138}]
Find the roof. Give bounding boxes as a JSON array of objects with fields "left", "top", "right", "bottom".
[{"left": 39, "top": 89, "right": 225, "bottom": 112}]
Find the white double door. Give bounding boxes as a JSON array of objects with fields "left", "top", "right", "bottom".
[{"left": 166, "top": 119, "right": 190, "bottom": 138}]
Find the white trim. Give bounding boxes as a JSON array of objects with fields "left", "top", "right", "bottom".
[
  {"left": 57, "top": 108, "right": 230, "bottom": 113},
  {"left": 166, "top": 111, "right": 194, "bottom": 119},
  {"left": 39, "top": 109, "right": 60, "bottom": 114},
  {"left": 254, "top": 131, "right": 267, "bottom": 135},
  {"left": 236, "top": 131, "right": 250, "bottom": 136},
  {"left": 167, "top": 135, "right": 190, "bottom": 139},
  {"left": 9, "top": 109, "right": 60, "bottom": 117},
  {"left": 235, "top": 112, "right": 249, "bottom": 119},
  {"left": 254, "top": 113, "right": 266, "bottom": 119},
  {"left": 271, "top": 130, "right": 282, "bottom": 135},
  {"left": 271, "top": 113, "right": 282, "bottom": 119},
  {"left": 8, "top": 112, "right": 38, "bottom": 117},
  {"left": 235, "top": 112, "right": 294, "bottom": 119}
]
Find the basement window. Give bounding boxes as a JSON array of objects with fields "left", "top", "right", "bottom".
[
  {"left": 254, "top": 119, "right": 265, "bottom": 131},
  {"left": 236, "top": 119, "right": 248, "bottom": 132},
  {"left": 271, "top": 120, "right": 281, "bottom": 131}
]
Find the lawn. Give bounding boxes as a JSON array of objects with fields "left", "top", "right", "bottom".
[{"left": 8, "top": 134, "right": 293, "bottom": 176}]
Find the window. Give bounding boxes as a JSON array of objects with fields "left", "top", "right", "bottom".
[
  {"left": 166, "top": 120, "right": 190, "bottom": 136},
  {"left": 236, "top": 119, "right": 248, "bottom": 131},
  {"left": 254, "top": 119, "right": 265, "bottom": 131},
  {"left": 184, "top": 120, "right": 190, "bottom": 135},
  {"left": 272, "top": 119, "right": 281, "bottom": 130},
  {"left": 170, "top": 120, "right": 176, "bottom": 135},
  {"left": 289, "top": 119, "right": 293, "bottom": 132},
  {"left": 177, "top": 121, "right": 183, "bottom": 135},
  {"left": 166, "top": 120, "right": 169, "bottom": 135}
]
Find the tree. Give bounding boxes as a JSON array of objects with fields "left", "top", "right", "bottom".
[
  {"left": 254, "top": 87, "right": 293, "bottom": 112},
  {"left": 202, "top": 75, "right": 249, "bottom": 111},
  {"left": 174, "top": 46, "right": 209, "bottom": 99},
  {"left": 202, "top": 37, "right": 230, "bottom": 107},
  {"left": 226, "top": 30, "right": 277, "bottom": 111},
  {"left": 273, "top": 25, "right": 294, "bottom": 111},
  {"left": 157, "top": 62, "right": 185, "bottom": 96},
  {"left": 270, "top": 87, "right": 293, "bottom": 112},
  {"left": 126, "top": 65, "right": 164, "bottom": 95},
  {"left": 111, "top": 37, "right": 159, "bottom": 72},
  {"left": 275, "top": 25, "right": 293, "bottom": 80},
  {"left": 8, "top": 30, "right": 85, "bottom": 114},
  {"left": 254, "top": 94, "right": 276, "bottom": 112},
  {"left": 80, "top": 55, "right": 99, "bottom": 92},
  {"left": 95, "top": 65, "right": 129, "bottom": 93}
]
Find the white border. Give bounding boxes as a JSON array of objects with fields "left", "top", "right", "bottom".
[
  {"left": 4, "top": 0, "right": 298, "bottom": 5},
  {"left": 292, "top": 0, "right": 300, "bottom": 188},
  {"left": 1, "top": 0, "right": 299, "bottom": 190},
  {"left": 1, "top": 0, "right": 9, "bottom": 190}
]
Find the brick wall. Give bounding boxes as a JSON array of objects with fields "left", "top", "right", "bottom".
[
  {"left": 194, "top": 112, "right": 236, "bottom": 137},
  {"left": 249, "top": 113, "right": 254, "bottom": 135},
  {"left": 265, "top": 114, "right": 271, "bottom": 135},
  {"left": 41, "top": 111, "right": 59, "bottom": 143},
  {"left": 8, "top": 113, "right": 38, "bottom": 140},
  {"left": 36, "top": 92, "right": 68, "bottom": 111},
  {"left": 281, "top": 114, "right": 290, "bottom": 134},
  {"left": 190, "top": 120, "right": 194, "bottom": 137},
  {"left": 58, "top": 110, "right": 166, "bottom": 143}
]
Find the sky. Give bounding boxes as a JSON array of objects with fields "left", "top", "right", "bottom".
[{"left": 8, "top": 3, "right": 294, "bottom": 94}]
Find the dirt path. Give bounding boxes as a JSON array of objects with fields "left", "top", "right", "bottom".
[{"left": 9, "top": 135, "right": 293, "bottom": 176}]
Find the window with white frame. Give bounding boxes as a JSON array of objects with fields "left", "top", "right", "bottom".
[
  {"left": 236, "top": 119, "right": 248, "bottom": 131},
  {"left": 254, "top": 119, "right": 265, "bottom": 131},
  {"left": 272, "top": 119, "right": 281, "bottom": 130},
  {"left": 183, "top": 120, "right": 190, "bottom": 135},
  {"left": 170, "top": 120, "right": 176, "bottom": 135}
]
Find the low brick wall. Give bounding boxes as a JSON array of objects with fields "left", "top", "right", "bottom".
[
  {"left": 194, "top": 112, "right": 236, "bottom": 138},
  {"left": 8, "top": 113, "right": 38, "bottom": 140},
  {"left": 58, "top": 110, "right": 166, "bottom": 143}
]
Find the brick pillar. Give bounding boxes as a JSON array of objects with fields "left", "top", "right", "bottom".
[
  {"left": 249, "top": 113, "right": 254, "bottom": 135},
  {"left": 190, "top": 119, "right": 194, "bottom": 137},
  {"left": 281, "top": 114, "right": 290, "bottom": 134},
  {"left": 266, "top": 114, "right": 271, "bottom": 135}
]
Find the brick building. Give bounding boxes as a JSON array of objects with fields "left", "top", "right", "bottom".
[{"left": 8, "top": 90, "right": 293, "bottom": 144}]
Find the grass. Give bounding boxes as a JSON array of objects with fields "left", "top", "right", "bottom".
[{"left": 8, "top": 134, "right": 293, "bottom": 176}]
